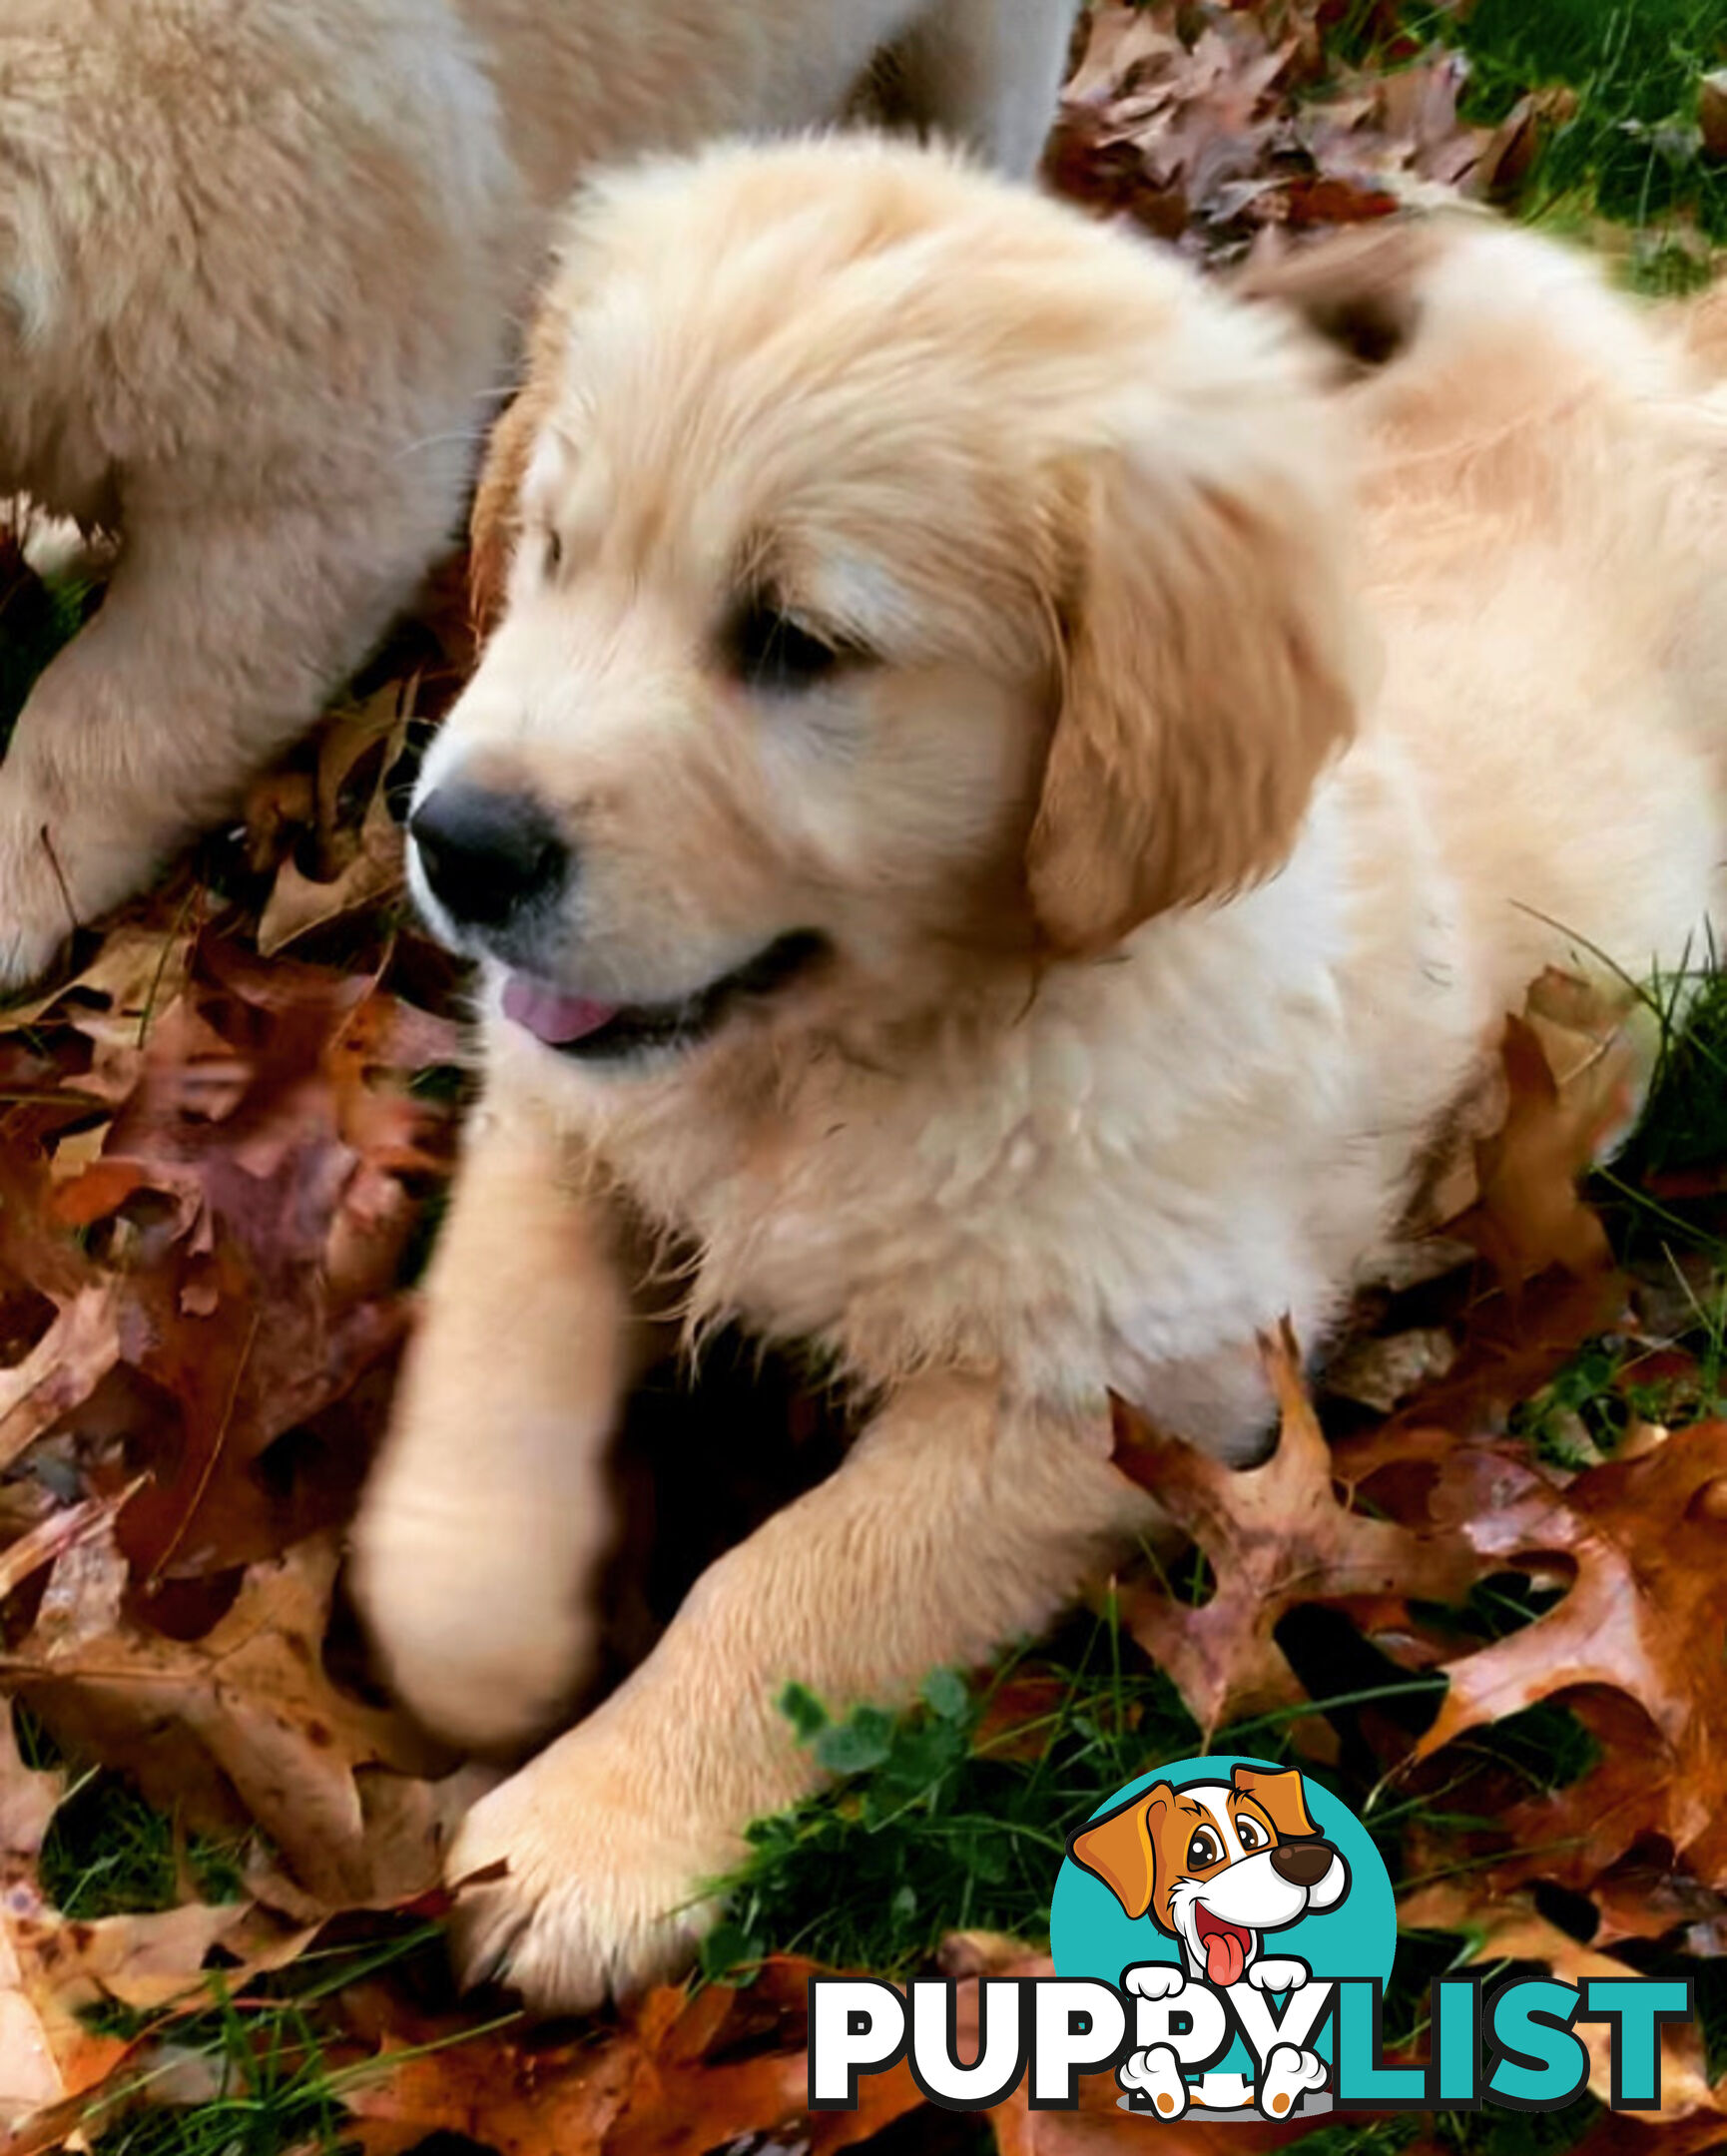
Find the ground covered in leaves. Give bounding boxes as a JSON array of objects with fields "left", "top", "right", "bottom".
[{"left": 2, "top": 4, "right": 1727, "bottom": 2154}]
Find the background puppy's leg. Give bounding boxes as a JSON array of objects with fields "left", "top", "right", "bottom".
[
  {"left": 446, "top": 1375, "right": 1158, "bottom": 2009},
  {"left": 352, "top": 1092, "right": 646, "bottom": 1754},
  {"left": 0, "top": 485, "right": 449, "bottom": 988},
  {"left": 887, "top": 0, "right": 1075, "bottom": 176}
]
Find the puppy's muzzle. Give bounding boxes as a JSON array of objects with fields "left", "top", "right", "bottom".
[
  {"left": 1269, "top": 1841, "right": 1337, "bottom": 1888},
  {"left": 411, "top": 784, "right": 568, "bottom": 933}
]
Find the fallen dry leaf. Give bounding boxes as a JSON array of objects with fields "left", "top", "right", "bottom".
[
  {"left": 0, "top": 1706, "right": 60, "bottom": 1867},
  {"left": 1111, "top": 1329, "right": 1482, "bottom": 1734},
  {"left": 1412, "top": 1421, "right": 1727, "bottom": 1890},
  {"left": 0, "top": 926, "right": 461, "bottom": 1583},
  {"left": 4, "top": 1532, "right": 452, "bottom": 1909},
  {"left": 1452, "top": 996, "right": 1644, "bottom": 1286},
  {"left": 1046, "top": 1, "right": 1489, "bottom": 263},
  {"left": 9, "top": 1893, "right": 313, "bottom": 2013},
  {"left": 346, "top": 1960, "right": 922, "bottom": 2156},
  {"left": 1698, "top": 69, "right": 1727, "bottom": 163},
  {"left": 1347, "top": 977, "right": 1638, "bottom": 1441},
  {"left": 256, "top": 681, "right": 415, "bottom": 957}
]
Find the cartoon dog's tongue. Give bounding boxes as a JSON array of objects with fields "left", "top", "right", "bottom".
[
  {"left": 501, "top": 975, "right": 622, "bottom": 1045},
  {"left": 1195, "top": 1909, "right": 1252, "bottom": 1987}
]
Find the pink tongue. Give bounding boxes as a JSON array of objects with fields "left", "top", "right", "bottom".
[
  {"left": 501, "top": 975, "right": 622, "bottom": 1045},
  {"left": 1205, "top": 1930, "right": 1246, "bottom": 1987}
]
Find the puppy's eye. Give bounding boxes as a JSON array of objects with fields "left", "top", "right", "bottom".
[
  {"left": 728, "top": 598, "right": 846, "bottom": 695},
  {"left": 1187, "top": 1828, "right": 1223, "bottom": 1870},
  {"left": 1237, "top": 1818, "right": 1266, "bottom": 1852},
  {"left": 539, "top": 526, "right": 564, "bottom": 579}
]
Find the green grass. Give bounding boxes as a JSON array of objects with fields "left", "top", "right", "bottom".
[
  {"left": 74, "top": 1926, "right": 458, "bottom": 2156},
  {"left": 1508, "top": 962, "right": 1727, "bottom": 1465},
  {"left": 7, "top": 1724, "right": 451, "bottom": 2156},
  {"left": 17, "top": 1711, "right": 251, "bottom": 1921},
  {"left": 1330, "top": 0, "right": 1726, "bottom": 286},
  {"left": 703, "top": 1614, "right": 1201, "bottom": 1979},
  {"left": 1449, "top": 0, "right": 1726, "bottom": 241},
  {"left": 41, "top": 1776, "right": 250, "bottom": 1922}
]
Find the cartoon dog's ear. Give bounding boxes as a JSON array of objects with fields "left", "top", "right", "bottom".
[
  {"left": 1068, "top": 1783, "right": 1175, "bottom": 1920},
  {"left": 1026, "top": 333, "right": 1359, "bottom": 956},
  {"left": 1232, "top": 1765, "right": 1319, "bottom": 1840}
]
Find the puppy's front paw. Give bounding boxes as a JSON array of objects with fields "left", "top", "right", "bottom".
[
  {"left": 446, "top": 1710, "right": 742, "bottom": 2011},
  {"left": 353, "top": 1492, "right": 600, "bottom": 1755},
  {"left": 1247, "top": 1955, "right": 1309, "bottom": 1992}
]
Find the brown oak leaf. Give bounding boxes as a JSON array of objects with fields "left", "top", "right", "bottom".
[
  {"left": 4, "top": 1532, "right": 453, "bottom": 1908},
  {"left": 1111, "top": 1332, "right": 1481, "bottom": 1734}
]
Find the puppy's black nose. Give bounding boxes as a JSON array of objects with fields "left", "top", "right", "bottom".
[
  {"left": 410, "top": 785, "right": 567, "bottom": 931},
  {"left": 1270, "top": 1841, "right": 1336, "bottom": 1887}
]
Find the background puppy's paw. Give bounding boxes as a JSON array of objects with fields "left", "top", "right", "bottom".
[
  {"left": 445, "top": 1715, "right": 739, "bottom": 2010},
  {"left": 0, "top": 770, "right": 166, "bottom": 993},
  {"left": 0, "top": 826, "right": 80, "bottom": 993}
]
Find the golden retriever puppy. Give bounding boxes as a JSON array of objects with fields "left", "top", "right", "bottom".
[
  {"left": 0, "top": 0, "right": 1072, "bottom": 988},
  {"left": 352, "top": 140, "right": 1727, "bottom": 2008}
]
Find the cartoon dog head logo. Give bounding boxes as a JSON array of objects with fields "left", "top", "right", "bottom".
[
  {"left": 1068, "top": 1764, "right": 1351, "bottom": 1988},
  {"left": 1053, "top": 1758, "right": 1397, "bottom": 2121}
]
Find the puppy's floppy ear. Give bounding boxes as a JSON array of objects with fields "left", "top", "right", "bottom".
[
  {"left": 1068, "top": 1781, "right": 1175, "bottom": 1921},
  {"left": 1026, "top": 394, "right": 1360, "bottom": 956},
  {"left": 468, "top": 351, "right": 562, "bottom": 638},
  {"left": 1232, "top": 1765, "right": 1319, "bottom": 1841},
  {"left": 1229, "top": 219, "right": 1440, "bottom": 380},
  {"left": 468, "top": 269, "right": 585, "bottom": 635},
  {"left": 468, "top": 391, "right": 542, "bottom": 636}
]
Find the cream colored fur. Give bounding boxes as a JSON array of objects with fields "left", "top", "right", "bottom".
[
  {"left": 0, "top": 0, "right": 1072, "bottom": 986},
  {"left": 351, "top": 141, "right": 1727, "bottom": 2008}
]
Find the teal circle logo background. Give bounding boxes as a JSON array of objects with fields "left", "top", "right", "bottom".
[{"left": 1050, "top": 1755, "right": 1397, "bottom": 2078}]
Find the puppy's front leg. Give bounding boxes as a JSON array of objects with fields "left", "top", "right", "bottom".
[
  {"left": 448, "top": 1374, "right": 1157, "bottom": 2010},
  {"left": 352, "top": 1088, "right": 647, "bottom": 1753}
]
